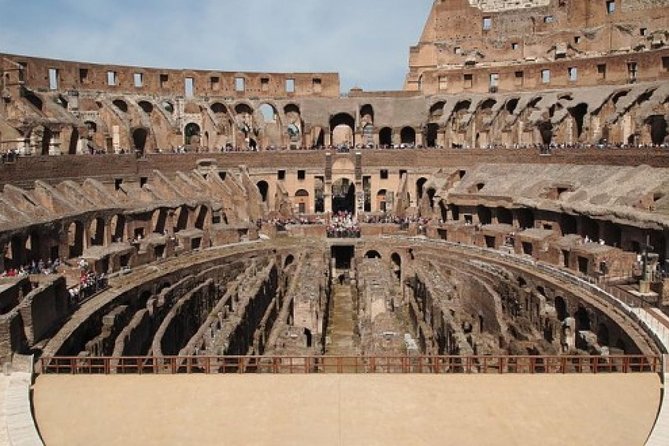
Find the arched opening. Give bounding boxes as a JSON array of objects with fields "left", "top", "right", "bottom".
[
  {"left": 259, "top": 103, "right": 277, "bottom": 123},
  {"left": 426, "top": 188, "right": 437, "bottom": 208},
  {"left": 152, "top": 209, "right": 168, "bottom": 234},
  {"left": 568, "top": 103, "right": 588, "bottom": 139},
  {"left": 539, "top": 121, "right": 553, "bottom": 144},
  {"left": 211, "top": 102, "right": 227, "bottom": 114},
  {"left": 68, "top": 127, "right": 79, "bottom": 155},
  {"left": 360, "top": 104, "right": 374, "bottom": 123},
  {"left": 174, "top": 206, "right": 190, "bottom": 232},
  {"left": 138, "top": 101, "right": 153, "bottom": 114},
  {"left": 113, "top": 99, "right": 128, "bottom": 113},
  {"left": 477, "top": 205, "right": 492, "bottom": 225},
  {"left": 555, "top": 296, "right": 567, "bottom": 321},
  {"left": 89, "top": 217, "right": 106, "bottom": 246},
  {"left": 379, "top": 127, "right": 392, "bottom": 146},
  {"left": 391, "top": 253, "right": 402, "bottom": 281},
  {"left": 332, "top": 178, "right": 356, "bottom": 214},
  {"left": 364, "top": 250, "right": 381, "bottom": 259},
  {"left": 284, "top": 255, "right": 295, "bottom": 268},
  {"left": 575, "top": 306, "right": 591, "bottom": 332},
  {"left": 480, "top": 98, "right": 497, "bottom": 112},
  {"left": 647, "top": 115, "right": 667, "bottom": 144},
  {"left": 67, "top": 221, "right": 84, "bottom": 258},
  {"left": 194, "top": 206, "right": 209, "bottom": 230},
  {"left": 24, "top": 91, "right": 43, "bottom": 111},
  {"left": 416, "top": 177, "right": 428, "bottom": 201},
  {"left": 313, "top": 127, "right": 325, "bottom": 147},
  {"left": 256, "top": 181, "right": 269, "bottom": 203},
  {"left": 132, "top": 128, "right": 148, "bottom": 155},
  {"left": 295, "top": 189, "right": 310, "bottom": 214},
  {"left": 429, "top": 101, "right": 445, "bottom": 120},
  {"left": 110, "top": 215, "right": 126, "bottom": 242},
  {"left": 597, "top": 323, "right": 610, "bottom": 346},
  {"left": 376, "top": 189, "right": 388, "bottom": 212},
  {"left": 516, "top": 208, "right": 535, "bottom": 229},
  {"left": 496, "top": 207, "right": 513, "bottom": 225},
  {"left": 40, "top": 127, "right": 53, "bottom": 155},
  {"left": 505, "top": 98, "right": 519, "bottom": 114},
  {"left": 426, "top": 123, "right": 439, "bottom": 147},
  {"left": 184, "top": 123, "right": 201, "bottom": 146},
  {"left": 162, "top": 101, "right": 175, "bottom": 113},
  {"left": 400, "top": 127, "right": 416, "bottom": 146},
  {"left": 561, "top": 214, "right": 577, "bottom": 235},
  {"left": 581, "top": 217, "right": 599, "bottom": 241},
  {"left": 330, "top": 113, "right": 355, "bottom": 147},
  {"left": 304, "top": 328, "right": 313, "bottom": 348}
]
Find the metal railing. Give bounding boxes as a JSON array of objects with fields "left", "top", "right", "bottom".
[{"left": 39, "top": 354, "right": 660, "bottom": 375}]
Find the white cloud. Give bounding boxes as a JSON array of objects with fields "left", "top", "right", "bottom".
[{"left": 1, "top": 0, "right": 432, "bottom": 91}]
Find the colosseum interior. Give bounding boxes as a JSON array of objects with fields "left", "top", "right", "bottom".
[{"left": 0, "top": 0, "right": 669, "bottom": 445}]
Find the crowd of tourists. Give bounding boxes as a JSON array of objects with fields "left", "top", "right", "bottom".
[
  {"left": 1, "top": 258, "right": 62, "bottom": 278},
  {"left": 327, "top": 211, "right": 361, "bottom": 238},
  {"left": 68, "top": 258, "right": 108, "bottom": 304}
]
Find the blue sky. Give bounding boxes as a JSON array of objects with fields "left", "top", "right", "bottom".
[{"left": 0, "top": 0, "right": 433, "bottom": 92}]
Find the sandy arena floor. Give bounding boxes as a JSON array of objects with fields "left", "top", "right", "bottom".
[{"left": 33, "top": 373, "right": 661, "bottom": 446}]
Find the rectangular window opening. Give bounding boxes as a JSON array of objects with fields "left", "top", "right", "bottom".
[
  {"left": 297, "top": 170, "right": 306, "bottom": 180},
  {"left": 48, "top": 68, "right": 59, "bottom": 90},
  {"left": 160, "top": 74, "right": 169, "bottom": 89},
  {"left": 133, "top": 73, "right": 143, "bottom": 88},
  {"left": 185, "top": 77, "right": 194, "bottom": 97},
  {"left": 261, "top": 77, "right": 270, "bottom": 92},
  {"left": 482, "top": 17, "right": 492, "bottom": 31},
  {"left": 235, "top": 77, "right": 245, "bottom": 92},
  {"left": 568, "top": 67, "right": 578, "bottom": 82},
  {"left": 312, "top": 78, "right": 322, "bottom": 93},
  {"left": 464, "top": 74, "right": 473, "bottom": 89},
  {"left": 286, "top": 78, "right": 295, "bottom": 93},
  {"left": 107, "top": 71, "right": 117, "bottom": 86},
  {"left": 380, "top": 169, "right": 389, "bottom": 180},
  {"left": 277, "top": 170, "right": 286, "bottom": 181},
  {"left": 541, "top": 69, "right": 551, "bottom": 84},
  {"left": 210, "top": 76, "right": 220, "bottom": 91},
  {"left": 79, "top": 68, "right": 89, "bottom": 84}
]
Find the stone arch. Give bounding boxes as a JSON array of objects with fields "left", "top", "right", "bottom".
[
  {"left": 68, "top": 127, "right": 79, "bottom": 155},
  {"left": 211, "top": 102, "right": 228, "bottom": 115},
  {"left": 379, "top": 127, "right": 392, "bottom": 146},
  {"left": 256, "top": 181, "right": 269, "bottom": 203},
  {"left": 331, "top": 178, "right": 356, "bottom": 214},
  {"left": 496, "top": 207, "right": 513, "bottom": 225},
  {"left": 330, "top": 113, "right": 355, "bottom": 146},
  {"left": 152, "top": 208, "right": 168, "bottom": 234},
  {"left": 138, "top": 100, "right": 154, "bottom": 114},
  {"left": 89, "top": 217, "right": 106, "bottom": 247},
  {"left": 67, "top": 221, "right": 84, "bottom": 258},
  {"left": 284, "top": 255, "right": 295, "bottom": 268},
  {"left": 416, "top": 177, "right": 428, "bottom": 200},
  {"left": 184, "top": 123, "right": 201, "bottom": 146},
  {"left": 113, "top": 99, "right": 128, "bottom": 113},
  {"left": 568, "top": 103, "right": 588, "bottom": 139},
  {"left": 234, "top": 103, "right": 254, "bottom": 115},
  {"left": 429, "top": 101, "right": 446, "bottom": 120},
  {"left": 391, "top": 252, "right": 402, "bottom": 281},
  {"left": 400, "top": 127, "right": 416, "bottom": 145},
  {"left": 295, "top": 189, "right": 310, "bottom": 214},
  {"left": 479, "top": 98, "right": 497, "bottom": 112},
  {"left": 646, "top": 115, "right": 667, "bottom": 144},
  {"left": 258, "top": 103, "right": 278, "bottom": 123},
  {"left": 132, "top": 128, "right": 149, "bottom": 154},
  {"left": 376, "top": 189, "right": 388, "bottom": 212},
  {"left": 110, "top": 214, "right": 126, "bottom": 242},
  {"left": 360, "top": 104, "right": 374, "bottom": 124},
  {"left": 194, "top": 205, "right": 209, "bottom": 230},
  {"left": 364, "top": 250, "right": 381, "bottom": 259},
  {"left": 174, "top": 206, "right": 190, "bottom": 232},
  {"left": 555, "top": 296, "right": 567, "bottom": 321}
]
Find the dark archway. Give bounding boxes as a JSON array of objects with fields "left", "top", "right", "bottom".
[
  {"left": 496, "top": 207, "right": 513, "bottom": 225},
  {"left": 555, "top": 296, "right": 567, "bottom": 321},
  {"left": 332, "top": 178, "right": 356, "bottom": 214},
  {"left": 477, "top": 205, "right": 492, "bottom": 225},
  {"left": 68, "top": 128, "right": 79, "bottom": 155},
  {"left": 256, "top": 181, "right": 269, "bottom": 203},
  {"left": 138, "top": 101, "right": 153, "bottom": 114},
  {"left": 184, "top": 123, "right": 201, "bottom": 146},
  {"left": 113, "top": 99, "right": 128, "bottom": 113},
  {"left": 647, "top": 115, "right": 667, "bottom": 145},
  {"left": 539, "top": 122, "right": 553, "bottom": 144},
  {"left": 568, "top": 103, "right": 588, "bottom": 139},
  {"left": 416, "top": 177, "right": 428, "bottom": 200},
  {"left": 364, "top": 250, "right": 381, "bottom": 259},
  {"left": 41, "top": 127, "right": 53, "bottom": 155},
  {"left": 391, "top": 252, "right": 402, "bottom": 281},
  {"left": 575, "top": 306, "right": 591, "bottom": 332},
  {"left": 426, "top": 123, "right": 439, "bottom": 147},
  {"left": 68, "top": 221, "right": 84, "bottom": 258},
  {"left": 379, "top": 127, "right": 392, "bottom": 146},
  {"left": 561, "top": 214, "right": 577, "bottom": 235},
  {"left": 132, "top": 128, "right": 148, "bottom": 155},
  {"left": 400, "top": 127, "right": 416, "bottom": 145}
]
